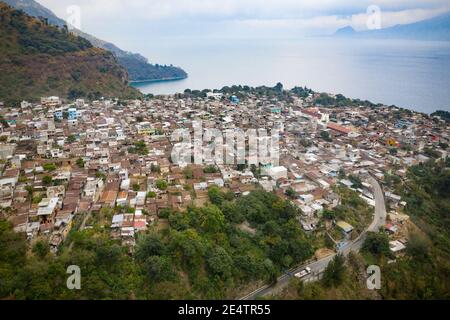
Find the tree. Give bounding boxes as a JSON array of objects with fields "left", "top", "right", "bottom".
[
  {"left": 285, "top": 187, "right": 296, "bottom": 199},
  {"left": 203, "top": 165, "right": 219, "bottom": 174},
  {"left": 147, "top": 191, "right": 156, "bottom": 198},
  {"left": 32, "top": 240, "right": 50, "bottom": 259},
  {"left": 155, "top": 180, "right": 168, "bottom": 191},
  {"left": 323, "top": 254, "right": 346, "bottom": 287},
  {"left": 208, "top": 186, "right": 224, "bottom": 206},
  {"left": 348, "top": 175, "right": 363, "bottom": 189},
  {"left": 135, "top": 233, "right": 166, "bottom": 261},
  {"left": 263, "top": 259, "right": 278, "bottom": 284},
  {"left": 407, "top": 232, "right": 429, "bottom": 261},
  {"left": 76, "top": 158, "right": 85, "bottom": 168},
  {"left": 168, "top": 211, "right": 189, "bottom": 231},
  {"left": 67, "top": 135, "right": 76, "bottom": 143},
  {"left": 338, "top": 168, "right": 346, "bottom": 179},
  {"left": 143, "top": 256, "right": 174, "bottom": 282},
  {"left": 183, "top": 167, "right": 193, "bottom": 179},
  {"left": 363, "top": 232, "right": 390, "bottom": 257},
  {"left": 389, "top": 148, "right": 398, "bottom": 155},
  {"left": 199, "top": 206, "right": 225, "bottom": 234},
  {"left": 274, "top": 82, "right": 284, "bottom": 93},
  {"left": 43, "top": 163, "right": 57, "bottom": 171},
  {"left": 322, "top": 209, "right": 335, "bottom": 220},
  {"left": 132, "top": 183, "right": 140, "bottom": 192},
  {"left": 42, "top": 176, "right": 52, "bottom": 186},
  {"left": 158, "top": 208, "right": 172, "bottom": 219},
  {"left": 320, "top": 131, "right": 332, "bottom": 142},
  {"left": 206, "top": 246, "right": 233, "bottom": 279},
  {"left": 150, "top": 164, "right": 161, "bottom": 173}
]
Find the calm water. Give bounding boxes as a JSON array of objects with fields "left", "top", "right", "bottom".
[{"left": 131, "top": 38, "right": 450, "bottom": 114}]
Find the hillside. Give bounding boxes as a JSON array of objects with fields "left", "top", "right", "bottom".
[
  {"left": 0, "top": 3, "right": 141, "bottom": 104},
  {"left": 2, "top": 0, "right": 66, "bottom": 26},
  {"left": 72, "top": 28, "right": 188, "bottom": 82},
  {"left": 334, "top": 11, "right": 450, "bottom": 41},
  {"left": 3, "top": 0, "right": 188, "bottom": 82}
]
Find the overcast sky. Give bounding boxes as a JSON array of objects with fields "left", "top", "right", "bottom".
[{"left": 38, "top": 0, "right": 450, "bottom": 47}]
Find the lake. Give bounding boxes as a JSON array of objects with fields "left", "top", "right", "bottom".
[{"left": 131, "top": 37, "right": 450, "bottom": 114}]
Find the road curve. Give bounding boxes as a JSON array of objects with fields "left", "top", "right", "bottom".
[{"left": 239, "top": 176, "right": 387, "bottom": 300}]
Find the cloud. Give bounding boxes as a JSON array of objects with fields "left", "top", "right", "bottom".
[
  {"left": 37, "top": 0, "right": 450, "bottom": 40},
  {"left": 39, "top": 0, "right": 450, "bottom": 21}
]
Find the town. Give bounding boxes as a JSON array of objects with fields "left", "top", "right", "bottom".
[{"left": 0, "top": 86, "right": 448, "bottom": 266}]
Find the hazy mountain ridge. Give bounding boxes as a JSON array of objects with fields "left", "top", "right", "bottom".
[
  {"left": 335, "top": 11, "right": 450, "bottom": 41},
  {"left": 0, "top": 2, "right": 141, "bottom": 104},
  {"left": 2, "top": 0, "right": 188, "bottom": 81}
]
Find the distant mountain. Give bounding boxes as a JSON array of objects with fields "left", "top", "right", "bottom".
[
  {"left": 72, "top": 28, "right": 188, "bottom": 82},
  {"left": 0, "top": 2, "right": 141, "bottom": 104},
  {"left": 2, "top": 0, "right": 66, "bottom": 26},
  {"left": 2, "top": 0, "right": 188, "bottom": 81},
  {"left": 334, "top": 26, "right": 357, "bottom": 37},
  {"left": 334, "top": 11, "right": 450, "bottom": 41}
]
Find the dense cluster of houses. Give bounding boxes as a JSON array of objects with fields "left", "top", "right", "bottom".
[{"left": 0, "top": 91, "right": 448, "bottom": 253}]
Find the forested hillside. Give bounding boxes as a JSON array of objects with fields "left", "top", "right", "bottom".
[
  {"left": 0, "top": 3, "right": 141, "bottom": 104},
  {"left": 0, "top": 190, "right": 313, "bottom": 299}
]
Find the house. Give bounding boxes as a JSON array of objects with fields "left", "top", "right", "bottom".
[
  {"left": 336, "top": 221, "right": 354, "bottom": 234},
  {"left": 37, "top": 197, "right": 59, "bottom": 223},
  {"left": 389, "top": 240, "right": 407, "bottom": 254},
  {"left": 267, "top": 166, "right": 288, "bottom": 180}
]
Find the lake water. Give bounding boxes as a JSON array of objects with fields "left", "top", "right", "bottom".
[{"left": 131, "top": 37, "right": 450, "bottom": 114}]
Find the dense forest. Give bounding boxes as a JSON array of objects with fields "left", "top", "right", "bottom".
[
  {"left": 0, "top": 190, "right": 314, "bottom": 299},
  {"left": 0, "top": 3, "right": 141, "bottom": 105}
]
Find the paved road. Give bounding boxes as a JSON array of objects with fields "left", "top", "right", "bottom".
[{"left": 239, "top": 176, "right": 387, "bottom": 300}]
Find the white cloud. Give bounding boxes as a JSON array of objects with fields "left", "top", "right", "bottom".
[
  {"left": 37, "top": 0, "right": 450, "bottom": 39},
  {"left": 39, "top": 0, "right": 450, "bottom": 21}
]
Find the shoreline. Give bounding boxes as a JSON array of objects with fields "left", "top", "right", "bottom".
[{"left": 130, "top": 76, "right": 188, "bottom": 85}]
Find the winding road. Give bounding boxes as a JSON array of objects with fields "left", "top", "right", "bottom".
[{"left": 239, "top": 176, "right": 387, "bottom": 300}]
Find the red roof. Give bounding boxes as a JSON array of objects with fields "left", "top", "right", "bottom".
[{"left": 327, "top": 123, "right": 352, "bottom": 134}]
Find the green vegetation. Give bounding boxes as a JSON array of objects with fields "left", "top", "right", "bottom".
[
  {"left": 283, "top": 252, "right": 378, "bottom": 300},
  {"left": 314, "top": 93, "right": 379, "bottom": 108},
  {"left": 362, "top": 232, "right": 390, "bottom": 257},
  {"left": 323, "top": 254, "right": 346, "bottom": 287},
  {"left": 0, "top": 190, "right": 314, "bottom": 299},
  {"left": 67, "top": 135, "right": 76, "bottom": 143},
  {"left": 348, "top": 175, "right": 363, "bottom": 189},
  {"left": 42, "top": 163, "right": 57, "bottom": 171},
  {"left": 155, "top": 179, "right": 168, "bottom": 191},
  {"left": 119, "top": 55, "right": 187, "bottom": 82},
  {"left": 281, "top": 160, "right": 450, "bottom": 300},
  {"left": 320, "top": 131, "right": 332, "bottom": 142},
  {"left": 431, "top": 110, "right": 450, "bottom": 123},
  {"left": 379, "top": 159, "right": 450, "bottom": 299},
  {"left": 75, "top": 158, "right": 85, "bottom": 168},
  {"left": 128, "top": 140, "right": 149, "bottom": 155},
  {"left": 150, "top": 164, "right": 161, "bottom": 173},
  {"left": 183, "top": 167, "right": 193, "bottom": 179},
  {"left": 330, "top": 187, "right": 373, "bottom": 234},
  {"left": 42, "top": 175, "right": 52, "bottom": 186},
  {"left": 0, "top": 3, "right": 141, "bottom": 104},
  {"left": 203, "top": 165, "right": 219, "bottom": 174},
  {"left": 285, "top": 187, "right": 296, "bottom": 199}
]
